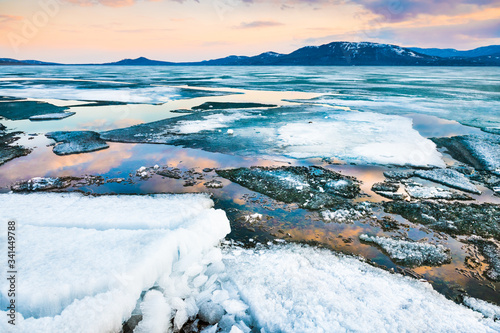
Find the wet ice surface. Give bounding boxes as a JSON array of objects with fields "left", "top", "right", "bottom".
[
  {"left": 1, "top": 66, "right": 500, "bottom": 331},
  {"left": 102, "top": 106, "right": 445, "bottom": 167}
]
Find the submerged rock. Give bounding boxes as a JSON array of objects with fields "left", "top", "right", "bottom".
[
  {"left": 360, "top": 234, "right": 451, "bottom": 267},
  {"left": 0, "top": 126, "right": 31, "bottom": 166},
  {"left": 216, "top": 166, "right": 361, "bottom": 210},
  {"left": 432, "top": 134, "right": 500, "bottom": 174},
  {"left": 385, "top": 201, "right": 500, "bottom": 240},
  {"left": 469, "top": 237, "right": 500, "bottom": 282},
  {"left": 0, "top": 100, "right": 70, "bottom": 120},
  {"left": 192, "top": 102, "right": 277, "bottom": 111},
  {"left": 46, "top": 131, "right": 109, "bottom": 155}
]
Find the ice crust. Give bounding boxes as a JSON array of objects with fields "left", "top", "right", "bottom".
[
  {"left": 223, "top": 244, "right": 499, "bottom": 333},
  {"left": 0, "top": 193, "right": 231, "bottom": 332}
]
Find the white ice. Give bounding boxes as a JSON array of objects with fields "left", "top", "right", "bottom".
[{"left": 222, "top": 244, "right": 499, "bottom": 333}]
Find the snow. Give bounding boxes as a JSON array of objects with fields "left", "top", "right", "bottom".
[
  {"left": 463, "top": 296, "right": 500, "bottom": 320},
  {"left": 277, "top": 112, "right": 444, "bottom": 167},
  {"left": 359, "top": 234, "right": 451, "bottom": 266},
  {"left": 0, "top": 193, "right": 231, "bottom": 333},
  {"left": 321, "top": 208, "right": 363, "bottom": 223},
  {"left": 222, "top": 244, "right": 498, "bottom": 333},
  {"left": 414, "top": 168, "right": 480, "bottom": 194},
  {"left": 0, "top": 85, "right": 181, "bottom": 104},
  {"left": 405, "top": 182, "right": 470, "bottom": 200}
]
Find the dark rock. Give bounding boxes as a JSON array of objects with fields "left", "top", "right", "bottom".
[{"left": 0, "top": 100, "right": 70, "bottom": 120}]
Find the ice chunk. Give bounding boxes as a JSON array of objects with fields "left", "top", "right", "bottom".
[
  {"left": 0, "top": 193, "right": 230, "bottom": 332},
  {"left": 199, "top": 301, "right": 225, "bottom": 325},
  {"left": 414, "top": 168, "right": 480, "bottom": 194},
  {"left": 405, "top": 182, "right": 472, "bottom": 200},
  {"left": 29, "top": 112, "right": 76, "bottom": 121},
  {"left": 223, "top": 244, "right": 499, "bottom": 332},
  {"left": 133, "top": 290, "right": 171, "bottom": 333},
  {"left": 359, "top": 234, "right": 451, "bottom": 267},
  {"left": 433, "top": 134, "right": 500, "bottom": 174}
]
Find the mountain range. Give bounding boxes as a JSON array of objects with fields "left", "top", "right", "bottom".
[{"left": 2, "top": 42, "right": 499, "bottom": 66}]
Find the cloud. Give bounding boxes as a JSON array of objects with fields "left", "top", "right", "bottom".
[
  {"left": 0, "top": 14, "right": 23, "bottom": 22},
  {"left": 352, "top": 0, "right": 500, "bottom": 22},
  {"left": 64, "top": 0, "right": 138, "bottom": 7},
  {"left": 237, "top": 20, "right": 284, "bottom": 29}
]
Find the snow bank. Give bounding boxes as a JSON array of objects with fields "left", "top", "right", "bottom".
[
  {"left": 223, "top": 244, "right": 499, "bottom": 333},
  {"left": 277, "top": 112, "right": 444, "bottom": 167},
  {"left": 0, "top": 193, "right": 230, "bottom": 333}
]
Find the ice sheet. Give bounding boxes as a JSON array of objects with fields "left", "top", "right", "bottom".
[{"left": 0, "top": 193, "right": 230, "bottom": 333}]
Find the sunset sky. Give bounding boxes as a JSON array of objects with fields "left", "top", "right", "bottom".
[{"left": 1, "top": 0, "right": 499, "bottom": 63}]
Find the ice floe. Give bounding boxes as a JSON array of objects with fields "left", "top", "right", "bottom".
[{"left": 46, "top": 131, "right": 109, "bottom": 155}]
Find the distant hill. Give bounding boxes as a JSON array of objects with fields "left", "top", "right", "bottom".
[
  {"left": 2, "top": 42, "right": 500, "bottom": 66},
  {"left": 102, "top": 56, "right": 176, "bottom": 66},
  {"left": 409, "top": 45, "right": 500, "bottom": 58},
  {"left": 0, "top": 58, "right": 60, "bottom": 65}
]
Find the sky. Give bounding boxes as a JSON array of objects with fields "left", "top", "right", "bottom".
[{"left": 0, "top": 0, "right": 499, "bottom": 63}]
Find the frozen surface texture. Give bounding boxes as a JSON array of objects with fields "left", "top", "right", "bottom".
[
  {"left": 414, "top": 169, "right": 480, "bottom": 194},
  {"left": 0, "top": 193, "right": 230, "bottom": 333},
  {"left": 217, "top": 166, "right": 361, "bottom": 210},
  {"left": 433, "top": 134, "right": 500, "bottom": 174},
  {"left": 223, "top": 244, "right": 499, "bottom": 333},
  {"left": 359, "top": 234, "right": 451, "bottom": 267},
  {"left": 102, "top": 106, "right": 444, "bottom": 167},
  {"left": 385, "top": 201, "right": 500, "bottom": 240}
]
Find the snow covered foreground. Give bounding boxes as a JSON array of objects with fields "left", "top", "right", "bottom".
[{"left": 0, "top": 193, "right": 498, "bottom": 333}]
